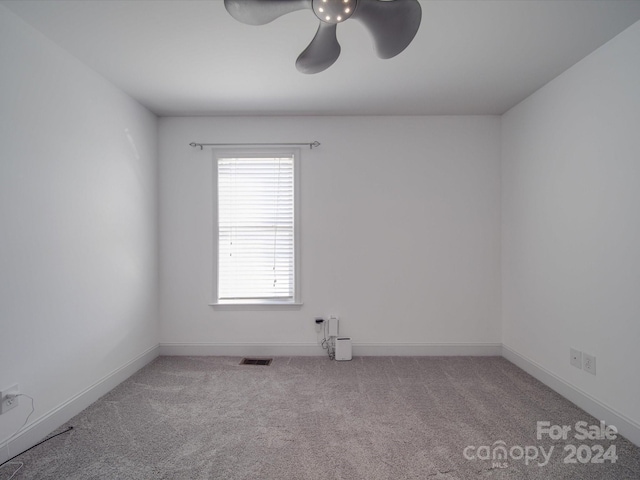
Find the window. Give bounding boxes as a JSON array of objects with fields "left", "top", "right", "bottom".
[{"left": 214, "top": 149, "right": 300, "bottom": 305}]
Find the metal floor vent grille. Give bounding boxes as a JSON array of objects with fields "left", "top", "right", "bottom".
[{"left": 240, "top": 358, "right": 272, "bottom": 366}]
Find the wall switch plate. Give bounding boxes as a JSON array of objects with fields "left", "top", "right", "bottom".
[
  {"left": 570, "top": 348, "right": 582, "bottom": 369},
  {"left": 583, "top": 353, "right": 596, "bottom": 375},
  {"left": 0, "top": 385, "right": 19, "bottom": 415}
]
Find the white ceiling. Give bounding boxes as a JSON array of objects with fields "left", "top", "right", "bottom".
[{"left": 3, "top": 0, "right": 640, "bottom": 116}]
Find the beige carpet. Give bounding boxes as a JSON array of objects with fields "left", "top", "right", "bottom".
[{"left": 2, "top": 356, "right": 639, "bottom": 479}]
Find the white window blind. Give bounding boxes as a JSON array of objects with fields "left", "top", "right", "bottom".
[{"left": 217, "top": 154, "right": 296, "bottom": 302}]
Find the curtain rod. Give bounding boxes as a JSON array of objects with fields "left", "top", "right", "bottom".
[{"left": 189, "top": 141, "right": 321, "bottom": 150}]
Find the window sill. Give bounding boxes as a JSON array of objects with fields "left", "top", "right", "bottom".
[{"left": 209, "top": 302, "right": 303, "bottom": 311}]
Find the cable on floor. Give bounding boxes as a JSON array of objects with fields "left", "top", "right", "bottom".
[
  {"left": 3, "top": 461, "right": 23, "bottom": 480},
  {"left": 0, "top": 427, "right": 74, "bottom": 470},
  {"left": 321, "top": 320, "right": 335, "bottom": 360}
]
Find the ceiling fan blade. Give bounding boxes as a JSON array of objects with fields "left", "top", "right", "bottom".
[
  {"left": 351, "top": 0, "right": 422, "bottom": 59},
  {"left": 224, "top": 0, "right": 312, "bottom": 26},
  {"left": 296, "top": 23, "right": 341, "bottom": 74}
]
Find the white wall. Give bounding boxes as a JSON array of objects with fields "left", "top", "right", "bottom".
[
  {"left": 502, "top": 20, "right": 640, "bottom": 435},
  {"left": 0, "top": 5, "right": 158, "bottom": 456},
  {"left": 159, "top": 115, "right": 501, "bottom": 353}
]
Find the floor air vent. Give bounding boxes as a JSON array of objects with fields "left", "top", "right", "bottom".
[{"left": 240, "top": 358, "right": 272, "bottom": 366}]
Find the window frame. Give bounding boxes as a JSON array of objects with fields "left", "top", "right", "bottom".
[{"left": 210, "top": 148, "right": 302, "bottom": 307}]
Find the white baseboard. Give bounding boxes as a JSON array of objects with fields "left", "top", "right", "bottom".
[
  {"left": 159, "top": 342, "right": 502, "bottom": 357},
  {"left": 502, "top": 345, "right": 640, "bottom": 448},
  {"left": 354, "top": 343, "right": 502, "bottom": 356},
  {"left": 0, "top": 345, "right": 160, "bottom": 464},
  {"left": 160, "top": 342, "right": 321, "bottom": 356}
]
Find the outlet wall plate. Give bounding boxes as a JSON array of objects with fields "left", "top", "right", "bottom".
[
  {"left": 0, "top": 385, "right": 19, "bottom": 415},
  {"left": 583, "top": 353, "right": 596, "bottom": 375},
  {"left": 570, "top": 348, "right": 582, "bottom": 369}
]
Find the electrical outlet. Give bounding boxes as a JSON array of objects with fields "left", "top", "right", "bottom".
[
  {"left": 583, "top": 353, "right": 596, "bottom": 375},
  {"left": 570, "top": 348, "right": 582, "bottom": 369},
  {"left": 0, "top": 385, "right": 19, "bottom": 415}
]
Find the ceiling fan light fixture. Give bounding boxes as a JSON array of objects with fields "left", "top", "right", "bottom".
[
  {"left": 224, "top": 0, "right": 422, "bottom": 74},
  {"left": 313, "top": 0, "right": 356, "bottom": 25}
]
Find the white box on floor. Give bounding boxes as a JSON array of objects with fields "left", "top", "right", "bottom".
[{"left": 335, "top": 337, "right": 352, "bottom": 361}]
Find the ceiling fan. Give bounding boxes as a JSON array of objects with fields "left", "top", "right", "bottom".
[{"left": 224, "top": 0, "right": 422, "bottom": 74}]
